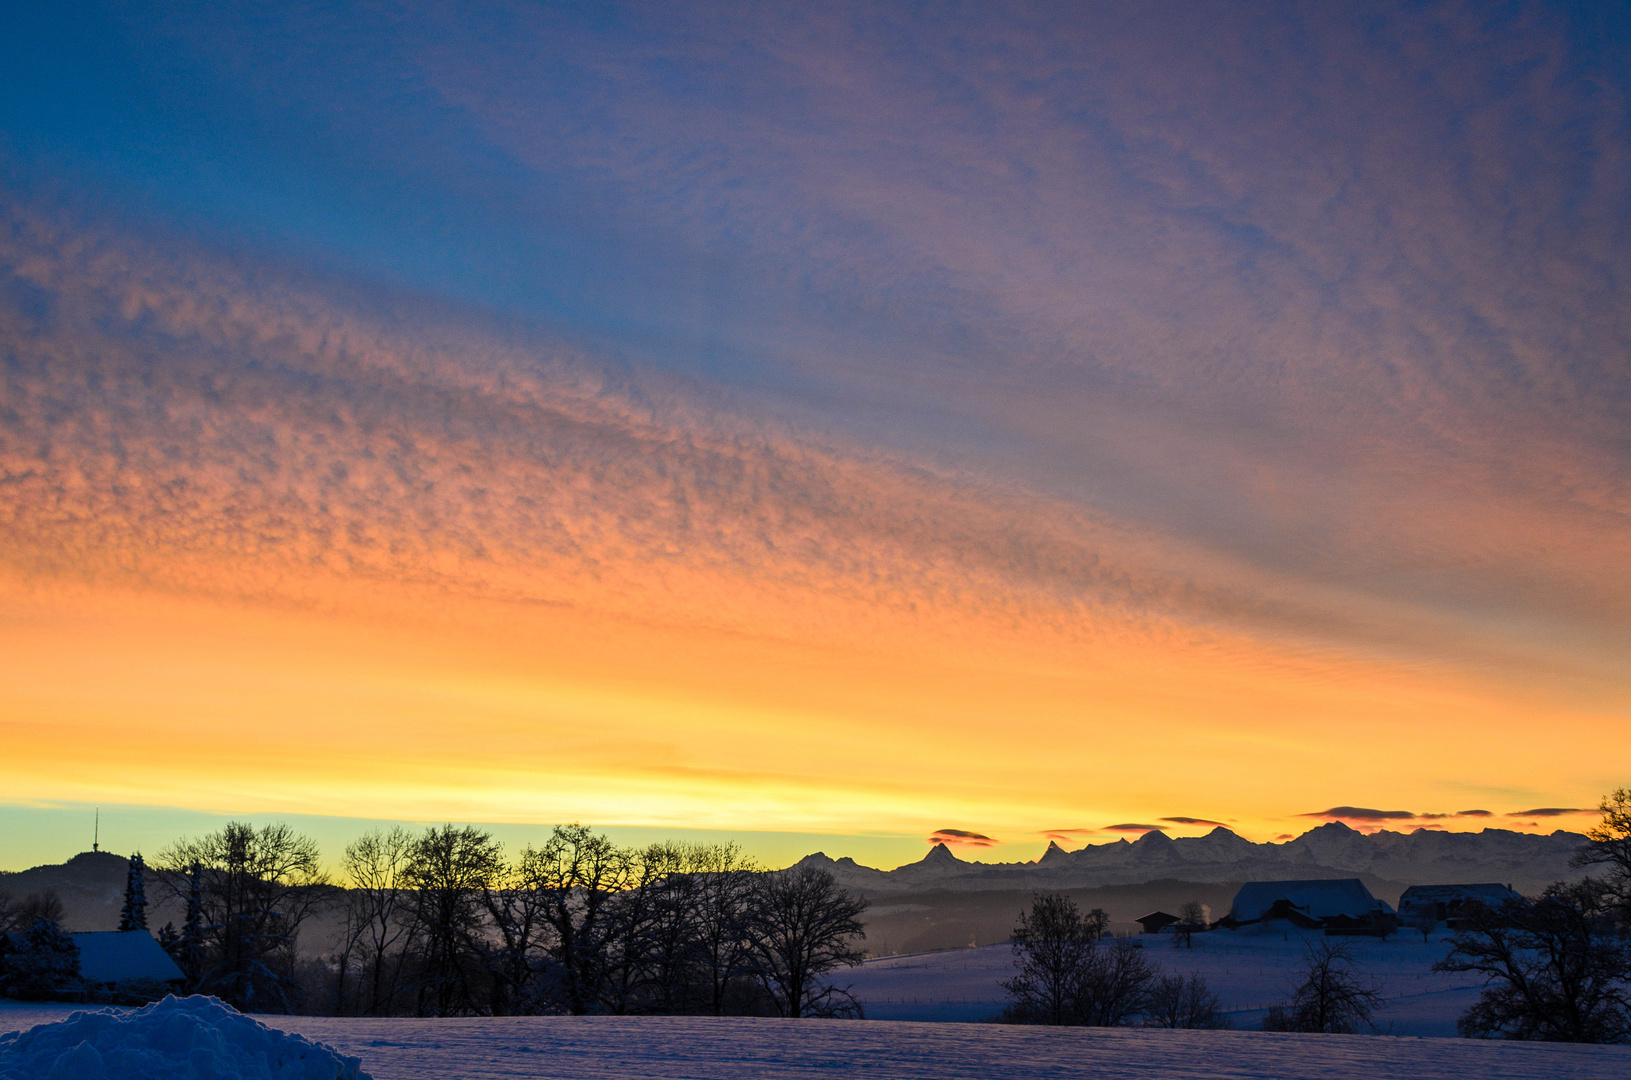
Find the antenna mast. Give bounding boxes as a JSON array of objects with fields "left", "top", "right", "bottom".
[{"left": 94, "top": 806, "right": 100, "bottom": 853}]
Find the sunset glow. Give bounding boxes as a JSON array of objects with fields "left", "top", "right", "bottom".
[{"left": 2, "top": 2, "right": 1627, "bottom": 868}]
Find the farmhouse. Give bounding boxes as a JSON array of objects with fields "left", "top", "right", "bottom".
[
  {"left": 1220, "top": 879, "right": 1395, "bottom": 932},
  {"left": 1135, "top": 911, "right": 1181, "bottom": 934},
  {"left": 1397, "top": 883, "right": 1520, "bottom": 927}
]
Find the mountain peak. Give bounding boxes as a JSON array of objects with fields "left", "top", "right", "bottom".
[
  {"left": 1038, "top": 840, "right": 1071, "bottom": 864},
  {"left": 922, "top": 842, "right": 962, "bottom": 864}
]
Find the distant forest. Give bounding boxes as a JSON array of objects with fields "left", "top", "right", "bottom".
[{"left": 1, "top": 822, "right": 868, "bottom": 1019}]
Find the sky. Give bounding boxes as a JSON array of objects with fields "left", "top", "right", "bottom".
[{"left": 1, "top": 1, "right": 1627, "bottom": 871}]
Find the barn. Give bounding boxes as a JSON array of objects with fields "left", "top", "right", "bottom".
[{"left": 1221, "top": 879, "right": 1395, "bottom": 931}]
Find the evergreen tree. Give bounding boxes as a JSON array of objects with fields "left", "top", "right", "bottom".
[
  {"left": 0, "top": 918, "right": 81, "bottom": 999},
  {"left": 179, "top": 861, "right": 206, "bottom": 988},
  {"left": 118, "top": 853, "right": 149, "bottom": 932},
  {"left": 157, "top": 921, "right": 180, "bottom": 955}
]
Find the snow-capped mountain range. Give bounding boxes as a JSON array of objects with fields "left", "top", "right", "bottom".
[{"left": 799, "top": 822, "right": 1587, "bottom": 895}]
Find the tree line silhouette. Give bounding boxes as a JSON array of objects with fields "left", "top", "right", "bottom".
[{"left": 130, "top": 821, "right": 868, "bottom": 1018}]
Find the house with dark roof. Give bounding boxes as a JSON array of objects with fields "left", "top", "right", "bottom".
[{"left": 1135, "top": 911, "right": 1181, "bottom": 934}]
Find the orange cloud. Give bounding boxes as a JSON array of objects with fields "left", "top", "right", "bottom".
[
  {"left": 1299, "top": 807, "right": 1416, "bottom": 822},
  {"left": 929, "top": 829, "right": 997, "bottom": 848},
  {"left": 0, "top": 193, "right": 1625, "bottom": 845}
]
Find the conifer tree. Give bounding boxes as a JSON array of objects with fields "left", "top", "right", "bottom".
[
  {"left": 118, "top": 852, "right": 149, "bottom": 932},
  {"left": 179, "top": 860, "right": 206, "bottom": 987}
]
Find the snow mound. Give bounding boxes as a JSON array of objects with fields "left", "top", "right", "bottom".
[{"left": 0, "top": 995, "right": 370, "bottom": 1080}]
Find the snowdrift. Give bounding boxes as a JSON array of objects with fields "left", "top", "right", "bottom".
[{"left": 0, "top": 995, "right": 369, "bottom": 1080}]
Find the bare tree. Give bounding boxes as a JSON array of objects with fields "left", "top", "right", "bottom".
[
  {"left": 750, "top": 865, "right": 868, "bottom": 1018},
  {"left": 531, "top": 823, "right": 635, "bottom": 1015},
  {"left": 1076, "top": 936, "right": 1159, "bottom": 1026},
  {"left": 1146, "top": 973, "right": 1230, "bottom": 1029},
  {"left": 1002, "top": 892, "right": 1106, "bottom": 1025},
  {"left": 15, "top": 891, "right": 65, "bottom": 928},
  {"left": 477, "top": 841, "right": 563, "bottom": 1016},
  {"left": 158, "top": 822, "right": 328, "bottom": 1012},
  {"left": 690, "top": 843, "right": 760, "bottom": 1015},
  {"left": 1175, "top": 900, "right": 1207, "bottom": 948},
  {"left": 1574, "top": 788, "right": 1631, "bottom": 921},
  {"left": 1436, "top": 880, "right": 1631, "bottom": 1043},
  {"left": 402, "top": 824, "right": 503, "bottom": 1017},
  {"left": 604, "top": 842, "right": 695, "bottom": 1015},
  {"left": 338, "top": 827, "right": 416, "bottom": 1016},
  {"left": 1407, "top": 908, "right": 1436, "bottom": 944},
  {"left": 1263, "top": 938, "right": 1382, "bottom": 1034}
]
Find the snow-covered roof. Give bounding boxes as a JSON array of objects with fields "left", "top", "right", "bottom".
[
  {"left": 1229, "top": 879, "right": 1388, "bottom": 923},
  {"left": 68, "top": 931, "right": 185, "bottom": 985},
  {"left": 1398, "top": 883, "right": 1519, "bottom": 908}
]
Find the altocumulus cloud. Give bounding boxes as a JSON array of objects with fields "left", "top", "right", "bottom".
[{"left": 929, "top": 829, "right": 997, "bottom": 848}]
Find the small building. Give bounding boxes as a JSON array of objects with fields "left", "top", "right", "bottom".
[
  {"left": 70, "top": 931, "right": 185, "bottom": 988},
  {"left": 1135, "top": 911, "right": 1181, "bottom": 934},
  {"left": 1397, "top": 883, "right": 1520, "bottom": 928},
  {"left": 1221, "top": 879, "right": 1395, "bottom": 931}
]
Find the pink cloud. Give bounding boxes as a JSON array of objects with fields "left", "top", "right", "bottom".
[{"left": 930, "top": 829, "right": 998, "bottom": 848}]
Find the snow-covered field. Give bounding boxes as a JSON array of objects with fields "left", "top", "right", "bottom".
[
  {"left": 5, "top": 930, "right": 1628, "bottom": 1079},
  {"left": 851, "top": 927, "right": 1483, "bottom": 1034},
  {"left": 6, "top": 1002, "right": 1631, "bottom": 1079}
]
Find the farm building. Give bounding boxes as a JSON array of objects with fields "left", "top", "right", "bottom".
[
  {"left": 1221, "top": 879, "right": 1395, "bottom": 932},
  {"left": 1397, "top": 883, "right": 1520, "bottom": 927}
]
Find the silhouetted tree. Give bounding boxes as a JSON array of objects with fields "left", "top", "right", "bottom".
[
  {"left": 1263, "top": 938, "right": 1382, "bottom": 1034},
  {"left": 1174, "top": 900, "right": 1207, "bottom": 948},
  {"left": 403, "top": 824, "right": 503, "bottom": 1017},
  {"left": 479, "top": 838, "right": 567, "bottom": 1016},
  {"left": 119, "top": 853, "right": 149, "bottom": 932},
  {"left": 1436, "top": 880, "right": 1631, "bottom": 1043},
  {"left": 1145, "top": 972, "right": 1229, "bottom": 1029},
  {"left": 598, "top": 842, "right": 687, "bottom": 1015},
  {"left": 1574, "top": 788, "right": 1631, "bottom": 921},
  {"left": 1407, "top": 907, "right": 1436, "bottom": 943},
  {"left": 179, "top": 862, "right": 206, "bottom": 986},
  {"left": 690, "top": 843, "right": 760, "bottom": 1015},
  {"left": 1077, "top": 935, "right": 1159, "bottom": 1026},
  {"left": 338, "top": 827, "right": 416, "bottom": 1016},
  {"left": 1002, "top": 892, "right": 1107, "bottom": 1025},
  {"left": 750, "top": 865, "right": 867, "bottom": 1018},
  {"left": 0, "top": 892, "right": 19, "bottom": 935},
  {"left": 158, "top": 822, "right": 328, "bottom": 1011},
  {"left": 630, "top": 843, "right": 704, "bottom": 1015},
  {"left": 15, "top": 890, "right": 65, "bottom": 928},
  {"left": 529, "top": 823, "right": 635, "bottom": 1015},
  {"left": 158, "top": 862, "right": 207, "bottom": 988}
]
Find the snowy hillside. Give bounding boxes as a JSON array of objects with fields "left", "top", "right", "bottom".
[
  {"left": 803, "top": 822, "right": 1585, "bottom": 895},
  {"left": 5, "top": 1000, "right": 1630, "bottom": 1079},
  {"left": 850, "top": 928, "right": 1481, "bottom": 1034}
]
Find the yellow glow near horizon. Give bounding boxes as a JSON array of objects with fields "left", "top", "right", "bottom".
[
  {"left": 2, "top": 554, "right": 1618, "bottom": 850},
  {"left": 1, "top": 197, "right": 1624, "bottom": 856}
]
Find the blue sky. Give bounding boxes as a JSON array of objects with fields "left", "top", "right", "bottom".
[{"left": 1, "top": 2, "right": 1627, "bottom": 866}]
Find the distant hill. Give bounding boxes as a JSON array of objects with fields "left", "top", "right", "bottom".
[
  {"left": 0, "top": 851, "right": 132, "bottom": 932},
  {"left": 799, "top": 822, "right": 1587, "bottom": 899}
]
